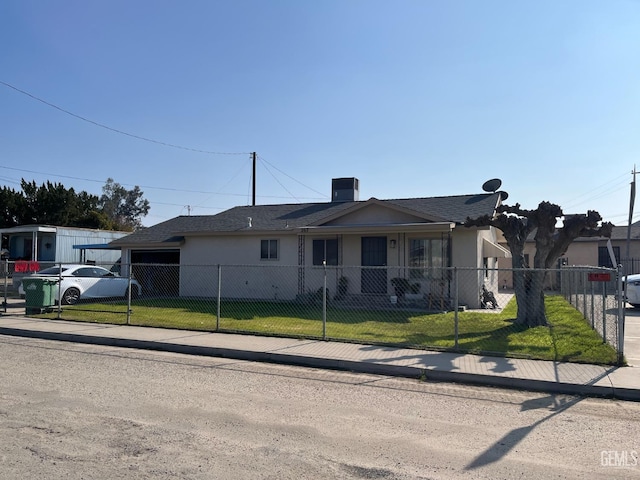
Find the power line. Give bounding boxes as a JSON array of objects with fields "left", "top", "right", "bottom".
[
  {"left": 2, "top": 80, "right": 339, "bottom": 206},
  {"left": 0, "top": 163, "right": 229, "bottom": 195},
  {"left": 0, "top": 164, "right": 325, "bottom": 200},
  {"left": 0, "top": 176, "right": 20, "bottom": 186},
  {"left": 258, "top": 156, "right": 300, "bottom": 203},
  {"left": 258, "top": 155, "right": 327, "bottom": 198},
  {"left": 560, "top": 171, "right": 629, "bottom": 211},
  {"left": 1, "top": 82, "right": 333, "bottom": 205},
  {"left": 0, "top": 80, "right": 250, "bottom": 156},
  {"left": 192, "top": 156, "right": 253, "bottom": 209}
]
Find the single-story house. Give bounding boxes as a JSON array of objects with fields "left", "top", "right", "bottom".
[{"left": 111, "top": 178, "right": 510, "bottom": 309}]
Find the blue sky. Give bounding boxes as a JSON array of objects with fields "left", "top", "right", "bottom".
[{"left": 1, "top": 0, "right": 639, "bottom": 227}]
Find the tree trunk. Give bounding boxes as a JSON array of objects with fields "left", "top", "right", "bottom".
[{"left": 513, "top": 269, "right": 547, "bottom": 327}]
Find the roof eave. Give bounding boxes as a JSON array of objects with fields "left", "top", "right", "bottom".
[{"left": 300, "top": 222, "right": 456, "bottom": 234}]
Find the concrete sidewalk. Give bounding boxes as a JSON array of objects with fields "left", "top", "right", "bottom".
[{"left": 1, "top": 313, "right": 639, "bottom": 402}]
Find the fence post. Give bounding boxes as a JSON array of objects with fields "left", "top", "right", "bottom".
[
  {"left": 453, "top": 267, "right": 459, "bottom": 349},
  {"left": 590, "top": 280, "right": 595, "bottom": 329},
  {"left": 582, "top": 272, "right": 587, "bottom": 317},
  {"left": 126, "top": 268, "right": 132, "bottom": 325},
  {"left": 568, "top": 269, "right": 573, "bottom": 303},
  {"left": 322, "top": 261, "right": 327, "bottom": 340},
  {"left": 617, "top": 265, "right": 625, "bottom": 365},
  {"left": 56, "top": 262, "right": 62, "bottom": 320},
  {"left": 216, "top": 264, "right": 221, "bottom": 331},
  {"left": 601, "top": 280, "right": 607, "bottom": 340},
  {"left": 2, "top": 259, "right": 7, "bottom": 313}
]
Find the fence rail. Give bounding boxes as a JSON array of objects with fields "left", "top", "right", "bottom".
[{"left": 1, "top": 261, "right": 625, "bottom": 364}]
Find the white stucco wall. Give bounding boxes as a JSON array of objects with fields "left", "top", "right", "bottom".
[
  {"left": 180, "top": 234, "right": 298, "bottom": 265},
  {"left": 133, "top": 205, "right": 495, "bottom": 306},
  {"left": 450, "top": 227, "right": 503, "bottom": 307},
  {"left": 451, "top": 227, "right": 480, "bottom": 268},
  {"left": 179, "top": 234, "right": 301, "bottom": 299}
]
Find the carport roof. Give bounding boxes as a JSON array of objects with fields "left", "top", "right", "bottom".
[{"left": 72, "top": 243, "right": 121, "bottom": 250}]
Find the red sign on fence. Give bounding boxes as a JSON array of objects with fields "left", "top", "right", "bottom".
[
  {"left": 14, "top": 261, "right": 40, "bottom": 273},
  {"left": 588, "top": 272, "right": 611, "bottom": 282}
]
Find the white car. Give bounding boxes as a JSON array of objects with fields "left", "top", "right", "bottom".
[
  {"left": 19, "top": 264, "right": 141, "bottom": 305},
  {"left": 622, "top": 274, "right": 640, "bottom": 308}
]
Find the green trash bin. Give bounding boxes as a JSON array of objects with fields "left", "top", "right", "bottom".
[{"left": 23, "top": 278, "right": 57, "bottom": 314}]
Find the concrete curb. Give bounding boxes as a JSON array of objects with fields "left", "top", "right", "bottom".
[{"left": 3, "top": 325, "right": 638, "bottom": 401}]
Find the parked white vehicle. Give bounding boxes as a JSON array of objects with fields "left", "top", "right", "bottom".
[
  {"left": 622, "top": 274, "right": 640, "bottom": 308},
  {"left": 19, "top": 264, "right": 141, "bottom": 305}
]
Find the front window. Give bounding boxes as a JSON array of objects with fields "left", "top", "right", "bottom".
[
  {"left": 260, "top": 239, "right": 278, "bottom": 260},
  {"left": 598, "top": 246, "right": 619, "bottom": 268},
  {"left": 409, "top": 237, "right": 449, "bottom": 278},
  {"left": 312, "top": 239, "right": 338, "bottom": 266}
]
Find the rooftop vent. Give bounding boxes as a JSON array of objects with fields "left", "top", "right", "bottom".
[{"left": 332, "top": 177, "right": 359, "bottom": 202}]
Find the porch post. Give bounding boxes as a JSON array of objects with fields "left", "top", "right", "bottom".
[{"left": 32, "top": 231, "right": 38, "bottom": 261}]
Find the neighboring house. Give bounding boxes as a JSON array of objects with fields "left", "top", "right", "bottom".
[
  {"left": 497, "top": 225, "right": 640, "bottom": 290},
  {"left": 110, "top": 178, "right": 510, "bottom": 308},
  {"left": 1, "top": 224, "right": 127, "bottom": 290},
  {"left": 560, "top": 225, "right": 640, "bottom": 272}
]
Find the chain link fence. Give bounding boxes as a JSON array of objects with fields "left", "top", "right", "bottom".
[
  {"left": 559, "top": 266, "right": 621, "bottom": 352},
  {"left": 1, "top": 260, "right": 625, "bottom": 364}
]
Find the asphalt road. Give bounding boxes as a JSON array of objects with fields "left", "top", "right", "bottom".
[{"left": 1, "top": 335, "right": 639, "bottom": 480}]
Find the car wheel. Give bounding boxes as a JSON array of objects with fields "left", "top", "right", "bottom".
[
  {"left": 125, "top": 286, "right": 139, "bottom": 300},
  {"left": 62, "top": 287, "right": 81, "bottom": 305}
]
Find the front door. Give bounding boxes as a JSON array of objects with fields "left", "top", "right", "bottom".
[{"left": 361, "top": 236, "right": 387, "bottom": 294}]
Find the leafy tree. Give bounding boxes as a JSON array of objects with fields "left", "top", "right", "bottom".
[
  {"left": 18, "top": 180, "right": 107, "bottom": 227},
  {"left": 0, "top": 185, "right": 25, "bottom": 228},
  {"left": 466, "top": 201, "right": 613, "bottom": 327},
  {"left": 74, "top": 191, "right": 114, "bottom": 229},
  {"left": 0, "top": 178, "right": 149, "bottom": 231},
  {"left": 99, "top": 178, "right": 150, "bottom": 231}
]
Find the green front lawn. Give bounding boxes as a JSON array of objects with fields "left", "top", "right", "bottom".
[{"left": 38, "top": 294, "right": 619, "bottom": 365}]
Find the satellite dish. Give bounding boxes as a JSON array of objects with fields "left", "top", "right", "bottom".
[
  {"left": 482, "top": 178, "right": 502, "bottom": 193},
  {"left": 499, "top": 191, "right": 509, "bottom": 201}
]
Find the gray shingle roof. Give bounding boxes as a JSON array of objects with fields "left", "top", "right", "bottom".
[
  {"left": 111, "top": 193, "right": 501, "bottom": 246},
  {"left": 385, "top": 195, "right": 499, "bottom": 223},
  {"left": 580, "top": 225, "right": 640, "bottom": 241}
]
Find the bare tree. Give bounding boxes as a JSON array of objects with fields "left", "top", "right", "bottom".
[{"left": 466, "top": 201, "right": 613, "bottom": 327}]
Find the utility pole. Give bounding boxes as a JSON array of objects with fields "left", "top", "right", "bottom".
[{"left": 252, "top": 152, "right": 256, "bottom": 206}]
